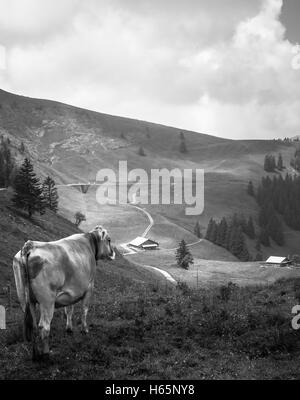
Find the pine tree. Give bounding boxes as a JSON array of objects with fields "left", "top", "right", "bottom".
[
  {"left": 268, "top": 214, "right": 284, "bottom": 246},
  {"left": 255, "top": 239, "right": 261, "bottom": 252},
  {"left": 255, "top": 253, "right": 263, "bottom": 261},
  {"left": 216, "top": 217, "right": 228, "bottom": 247},
  {"left": 246, "top": 216, "right": 255, "bottom": 239},
  {"left": 74, "top": 211, "right": 86, "bottom": 227},
  {"left": 0, "top": 151, "right": 4, "bottom": 187},
  {"left": 0, "top": 138, "right": 15, "bottom": 187},
  {"left": 259, "top": 229, "right": 270, "bottom": 247},
  {"left": 20, "top": 142, "right": 26, "bottom": 154},
  {"left": 42, "top": 176, "right": 59, "bottom": 213},
  {"left": 228, "top": 225, "right": 250, "bottom": 261},
  {"left": 264, "top": 154, "right": 276, "bottom": 172},
  {"left": 247, "top": 180, "right": 255, "bottom": 197},
  {"left": 206, "top": 218, "right": 218, "bottom": 243},
  {"left": 175, "top": 239, "right": 194, "bottom": 270},
  {"left": 13, "top": 158, "right": 44, "bottom": 217},
  {"left": 277, "top": 153, "right": 284, "bottom": 170},
  {"left": 194, "top": 221, "right": 202, "bottom": 238},
  {"left": 205, "top": 218, "right": 214, "bottom": 241},
  {"left": 179, "top": 132, "right": 187, "bottom": 153},
  {"left": 138, "top": 146, "right": 146, "bottom": 156}
]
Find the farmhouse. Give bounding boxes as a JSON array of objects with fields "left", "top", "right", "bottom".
[
  {"left": 265, "top": 256, "right": 291, "bottom": 266},
  {"left": 129, "top": 237, "right": 159, "bottom": 250}
]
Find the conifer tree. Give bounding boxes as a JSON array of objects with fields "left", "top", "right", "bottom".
[
  {"left": 42, "top": 176, "right": 59, "bottom": 213},
  {"left": 175, "top": 239, "right": 194, "bottom": 270},
  {"left": 179, "top": 132, "right": 188, "bottom": 153},
  {"left": 216, "top": 217, "right": 227, "bottom": 247},
  {"left": 194, "top": 221, "right": 202, "bottom": 238},
  {"left": 246, "top": 216, "right": 255, "bottom": 239},
  {"left": 0, "top": 138, "right": 15, "bottom": 187},
  {"left": 20, "top": 142, "right": 26, "bottom": 154},
  {"left": 228, "top": 225, "right": 250, "bottom": 261},
  {"left": 138, "top": 146, "right": 146, "bottom": 156},
  {"left": 255, "top": 239, "right": 261, "bottom": 252},
  {"left": 277, "top": 153, "right": 284, "bottom": 170},
  {"left": 74, "top": 211, "right": 86, "bottom": 227},
  {"left": 264, "top": 154, "right": 276, "bottom": 172},
  {"left": 255, "top": 253, "right": 263, "bottom": 261},
  {"left": 13, "top": 158, "right": 44, "bottom": 217},
  {"left": 259, "top": 229, "right": 270, "bottom": 247},
  {"left": 205, "top": 218, "right": 214, "bottom": 241}
]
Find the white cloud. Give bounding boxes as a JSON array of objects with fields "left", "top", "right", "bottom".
[{"left": 0, "top": 0, "right": 299, "bottom": 139}]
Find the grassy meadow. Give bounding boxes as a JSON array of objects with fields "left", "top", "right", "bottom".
[{"left": 1, "top": 265, "right": 300, "bottom": 379}]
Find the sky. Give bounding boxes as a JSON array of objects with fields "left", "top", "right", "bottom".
[{"left": 0, "top": 0, "right": 300, "bottom": 140}]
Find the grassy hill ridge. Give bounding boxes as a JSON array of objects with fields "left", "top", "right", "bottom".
[{"left": 1, "top": 87, "right": 299, "bottom": 262}]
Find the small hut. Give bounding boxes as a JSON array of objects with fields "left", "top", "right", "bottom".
[
  {"left": 265, "top": 256, "right": 291, "bottom": 267},
  {"left": 129, "top": 237, "right": 159, "bottom": 250}
]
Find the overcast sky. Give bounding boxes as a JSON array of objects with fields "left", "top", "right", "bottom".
[{"left": 0, "top": 0, "right": 300, "bottom": 140}]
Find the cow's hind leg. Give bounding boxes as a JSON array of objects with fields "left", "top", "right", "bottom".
[
  {"left": 81, "top": 284, "right": 94, "bottom": 334},
  {"left": 64, "top": 306, "right": 74, "bottom": 334},
  {"left": 37, "top": 303, "right": 55, "bottom": 361}
]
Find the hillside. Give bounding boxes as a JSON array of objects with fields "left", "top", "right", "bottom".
[
  {"left": 0, "top": 88, "right": 299, "bottom": 261},
  {"left": 0, "top": 190, "right": 163, "bottom": 307}
]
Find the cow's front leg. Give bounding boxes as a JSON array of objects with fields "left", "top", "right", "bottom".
[
  {"left": 64, "top": 306, "right": 74, "bottom": 334},
  {"left": 81, "top": 284, "right": 93, "bottom": 334},
  {"left": 38, "top": 303, "right": 55, "bottom": 361}
]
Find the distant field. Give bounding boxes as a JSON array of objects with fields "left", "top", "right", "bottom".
[
  {"left": 130, "top": 246, "right": 300, "bottom": 288},
  {"left": 51, "top": 138, "right": 300, "bottom": 260}
]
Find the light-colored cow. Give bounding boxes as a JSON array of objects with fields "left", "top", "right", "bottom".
[{"left": 12, "top": 226, "right": 115, "bottom": 361}]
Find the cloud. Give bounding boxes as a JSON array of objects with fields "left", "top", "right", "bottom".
[
  {"left": 0, "top": 0, "right": 299, "bottom": 139},
  {"left": 0, "top": 0, "right": 81, "bottom": 45}
]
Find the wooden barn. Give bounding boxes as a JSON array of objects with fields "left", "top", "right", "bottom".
[
  {"left": 129, "top": 237, "right": 159, "bottom": 250},
  {"left": 265, "top": 256, "right": 291, "bottom": 267}
]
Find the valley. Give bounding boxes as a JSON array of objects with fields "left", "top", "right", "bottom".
[{"left": 1, "top": 88, "right": 300, "bottom": 282}]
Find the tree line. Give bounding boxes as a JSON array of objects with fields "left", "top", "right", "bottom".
[
  {"left": 248, "top": 178, "right": 285, "bottom": 248},
  {"left": 264, "top": 153, "right": 284, "bottom": 172},
  {"left": 205, "top": 214, "right": 255, "bottom": 261},
  {"left": 0, "top": 138, "right": 60, "bottom": 218},
  {"left": 0, "top": 137, "right": 17, "bottom": 187},
  {"left": 13, "top": 158, "right": 59, "bottom": 217},
  {"left": 255, "top": 173, "right": 300, "bottom": 233},
  {"left": 290, "top": 145, "right": 300, "bottom": 172}
]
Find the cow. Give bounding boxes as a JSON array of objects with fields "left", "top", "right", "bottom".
[{"left": 12, "top": 226, "right": 115, "bottom": 361}]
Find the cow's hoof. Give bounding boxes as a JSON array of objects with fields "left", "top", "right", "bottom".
[
  {"left": 66, "top": 328, "right": 73, "bottom": 335},
  {"left": 81, "top": 329, "right": 89, "bottom": 335}
]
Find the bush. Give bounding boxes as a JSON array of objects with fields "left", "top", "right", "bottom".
[{"left": 219, "top": 282, "right": 238, "bottom": 302}]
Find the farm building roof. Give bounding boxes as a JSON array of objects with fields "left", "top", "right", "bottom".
[
  {"left": 265, "top": 256, "right": 288, "bottom": 264},
  {"left": 129, "top": 237, "right": 149, "bottom": 247},
  {"left": 129, "top": 237, "right": 158, "bottom": 247}
]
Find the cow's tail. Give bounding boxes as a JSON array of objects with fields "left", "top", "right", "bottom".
[{"left": 22, "top": 241, "right": 37, "bottom": 342}]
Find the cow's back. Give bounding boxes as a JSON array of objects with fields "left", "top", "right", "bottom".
[{"left": 27, "top": 235, "right": 96, "bottom": 302}]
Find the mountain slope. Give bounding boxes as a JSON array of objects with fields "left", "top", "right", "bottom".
[{"left": 1, "top": 88, "right": 299, "bottom": 261}]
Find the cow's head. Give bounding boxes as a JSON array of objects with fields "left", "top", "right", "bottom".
[{"left": 90, "top": 226, "right": 115, "bottom": 260}]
